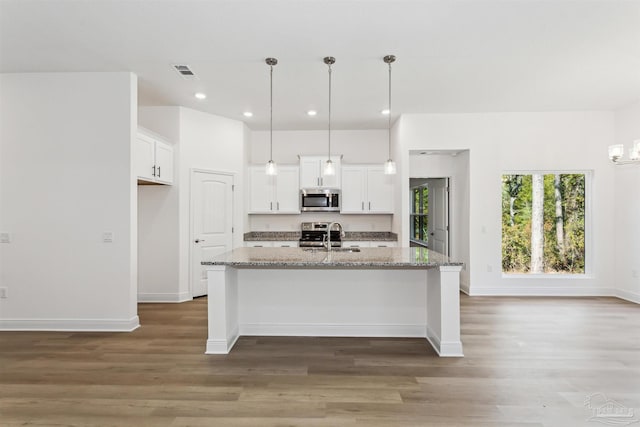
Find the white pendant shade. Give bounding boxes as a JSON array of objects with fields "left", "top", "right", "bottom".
[
  {"left": 324, "top": 159, "right": 335, "bottom": 176},
  {"left": 384, "top": 159, "right": 396, "bottom": 175},
  {"left": 265, "top": 160, "right": 277, "bottom": 176}
]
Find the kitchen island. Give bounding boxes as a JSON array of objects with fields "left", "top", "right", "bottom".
[{"left": 202, "top": 247, "right": 464, "bottom": 357}]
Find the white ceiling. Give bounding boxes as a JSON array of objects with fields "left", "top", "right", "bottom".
[{"left": 1, "top": 0, "right": 639, "bottom": 130}]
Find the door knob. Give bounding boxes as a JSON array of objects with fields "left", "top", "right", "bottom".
[{"left": 195, "top": 239, "right": 205, "bottom": 243}]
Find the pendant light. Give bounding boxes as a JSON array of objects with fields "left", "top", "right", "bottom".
[
  {"left": 323, "top": 56, "right": 336, "bottom": 176},
  {"left": 265, "top": 57, "right": 278, "bottom": 176},
  {"left": 383, "top": 55, "right": 397, "bottom": 175}
]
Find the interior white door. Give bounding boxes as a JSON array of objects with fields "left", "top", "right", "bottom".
[
  {"left": 191, "top": 171, "right": 233, "bottom": 297},
  {"left": 427, "top": 178, "right": 449, "bottom": 256}
]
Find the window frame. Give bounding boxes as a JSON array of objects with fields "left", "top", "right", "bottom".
[
  {"left": 501, "top": 169, "right": 592, "bottom": 279},
  {"left": 410, "top": 184, "right": 429, "bottom": 247}
]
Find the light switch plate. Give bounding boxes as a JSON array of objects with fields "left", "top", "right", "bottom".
[
  {"left": 0, "top": 233, "right": 10, "bottom": 243},
  {"left": 103, "top": 232, "right": 114, "bottom": 243},
  {"left": 0, "top": 287, "right": 7, "bottom": 298}
]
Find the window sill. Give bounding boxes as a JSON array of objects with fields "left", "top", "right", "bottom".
[{"left": 501, "top": 273, "right": 592, "bottom": 280}]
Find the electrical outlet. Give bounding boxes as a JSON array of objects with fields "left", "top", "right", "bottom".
[
  {"left": 487, "top": 265, "right": 493, "bottom": 273},
  {"left": 0, "top": 232, "right": 10, "bottom": 243},
  {"left": 0, "top": 287, "right": 7, "bottom": 299},
  {"left": 632, "top": 270, "right": 638, "bottom": 279}
]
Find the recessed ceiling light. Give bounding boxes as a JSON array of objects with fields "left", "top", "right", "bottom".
[
  {"left": 307, "top": 110, "right": 317, "bottom": 116},
  {"left": 243, "top": 111, "right": 253, "bottom": 117},
  {"left": 381, "top": 109, "right": 390, "bottom": 115},
  {"left": 194, "top": 92, "right": 207, "bottom": 100}
]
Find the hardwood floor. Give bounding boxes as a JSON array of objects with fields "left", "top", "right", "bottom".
[{"left": 1, "top": 295, "right": 639, "bottom": 426}]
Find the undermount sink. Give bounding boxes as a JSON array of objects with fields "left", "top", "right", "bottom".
[
  {"left": 302, "top": 247, "right": 361, "bottom": 253},
  {"left": 331, "top": 247, "right": 361, "bottom": 253}
]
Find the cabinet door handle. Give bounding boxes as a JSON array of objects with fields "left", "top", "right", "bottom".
[
  {"left": 195, "top": 239, "right": 205, "bottom": 243},
  {"left": 277, "top": 202, "right": 280, "bottom": 211},
  {"left": 320, "top": 177, "right": 323, "bottom": 186},
  {"left": 362, "top": 201, "right": 364, "bottom": 211},
  {"left": 152, "top": 165, "right": 156, "bottom": 177},
  {"left": 270, "top": 202, "right": 273, "bottom": 211},
  {"left": 157, "top": 166, "right": 161, "bottom": 177},
  {"left": 369, "top": 202, "right": 371, "bottom": 210}
]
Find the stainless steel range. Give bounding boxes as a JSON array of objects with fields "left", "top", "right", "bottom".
[{"left": 299, "top": 222, "right": 343, "bottom": 248}]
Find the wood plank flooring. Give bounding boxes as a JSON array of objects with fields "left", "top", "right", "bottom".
[{"left": 1, "top": 295, "right": 639, "bottom": 426}]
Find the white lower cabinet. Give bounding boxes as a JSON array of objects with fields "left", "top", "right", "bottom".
[
  {"left": 342, "top": 241, "right": 397, "bottom": 248},
  {"left": 248, "top": 166, "right": 300, "bottom": 214},
  {"left": 341, "top": 165, "right": 393, "bottom": 213},
  {"left": 246, "top": 241, "right": 298, "bottom": 248}
]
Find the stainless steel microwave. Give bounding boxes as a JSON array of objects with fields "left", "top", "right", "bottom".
[{"left": 300, "top": 188, "right": 341, "bottom": 212}]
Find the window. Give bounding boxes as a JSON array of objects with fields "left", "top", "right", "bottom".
[
  {"left": 502, "top": 173, "right": 586, "bottom": 274},
  {"left": 410, "top": 185, "right": 428, "bottom": 245}
]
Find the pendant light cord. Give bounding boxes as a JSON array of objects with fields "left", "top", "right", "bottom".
[
  {"left": 328, "top": 62, "right": 332, "bottom": 160},
  {"left": 270, "top": 63, "right": 274, "bottom": 162},
  {"left": 388, "top": 60, "right": 392, "bottom": 159}
]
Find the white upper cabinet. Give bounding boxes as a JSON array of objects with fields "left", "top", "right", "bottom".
[
  {"left": 299, "top": 155, "right": 341, "bottom": 189},
  {"left": 341, "top": 165, "right": 393, "bottom": 214},
  {"left": 136, "top": 128, "right": 174, "bottom": 185},
  {"left": 248, "top": 165, "right": 300, "bottom": 214}
]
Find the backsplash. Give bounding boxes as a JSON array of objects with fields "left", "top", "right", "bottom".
[{"left": 248, "top": 213, "right": 393, "bottom": 232}]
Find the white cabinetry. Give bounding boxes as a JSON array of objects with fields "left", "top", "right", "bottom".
[
  {"left": 342, "top": 241, "right": 397, "bottom": 248},
  {"left": 341, "top": 165, "right": 393, "bottom": 213},
  {"left": 246, "top": 241, "right": 298, "bottom": 247},
  {"left": 136, "top": 128, "right": 174, "bottom": 185},
  {"left": 248, "top": 166, "right": 300, "bottom": 214},
  {"left": 299, "top": 156, "right": 341, "bottom": 188}
]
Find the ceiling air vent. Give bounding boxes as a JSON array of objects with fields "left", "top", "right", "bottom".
[{"left": 172, "top": 64, "right": 198, "bottom": 80}]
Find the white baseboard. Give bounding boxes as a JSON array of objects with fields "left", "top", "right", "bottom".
[
  {"left": 239, "top": 323, "right": 426, "bottom": 337},
  {"left": 137, "top": 292, "right": 192, "bottom": 303},
  {"left": 615, "top": 289, "right": 640, "bottom": 304},
  {"left": 0, "top": 316, "right": 140, "bottom": 332},
  {"left": 460, "top": 282, "right": 470, "bottom": 295},
  {"left": 426, "top": 325, "right": 464, "bottom": 357},
  {"left": 468, "top": 286, "right": 615, "bottom": 297},
  {"left": 205, "top": 326, "right": 239, "bottom": 354}
]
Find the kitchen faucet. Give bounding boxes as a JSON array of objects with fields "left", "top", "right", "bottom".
[{"left": 323, "top": 222, "right": 345, "bottom": 251}]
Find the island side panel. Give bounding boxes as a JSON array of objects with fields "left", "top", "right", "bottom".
[
  {"left": 205, "top": 265, "right": 240, "bottom": 354},
  {"left": 426, "top": 265, "right": 464, "bottom": 357},
  {"left": 236, "top": 268, "right": 427, "bottom": 337}
]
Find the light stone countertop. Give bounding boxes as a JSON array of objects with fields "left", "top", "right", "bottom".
[{"left": 203, "top": 247, "right": 462, "bottom": 269}]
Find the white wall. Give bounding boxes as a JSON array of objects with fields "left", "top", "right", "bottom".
[
  {"left": 137, "top": 108, "right": 182, "bottom": 302},
  {"left": 249, "top": 129, "right": 393, "bottom": 232},
  {"left": 250, "top": 129, "right": 388, "bottom": 164},
  {"left": 613, "top": 102, "right": 640, "bottom": 304},
  {"left": 397, "top": 112, "right": 616, "bottom": 296},
  {"left": 0, "top": 72, "right": 139, "bottom": 330},
  {"left": 410, "top": 152, "right": 471, "bottom": 292},
  {"left": 138, "top": 107, "right": 247, "bottom": 301}
]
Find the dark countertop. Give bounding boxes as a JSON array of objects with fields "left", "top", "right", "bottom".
[{"left": 244, "top": 231, "right": 398, "bottom": 242}]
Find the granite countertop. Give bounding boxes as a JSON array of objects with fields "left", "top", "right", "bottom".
[
  {"left": 203, "top": 247, "right": 462, "bottom": 269},
  {"left": 243, "top": 231, "right": 398, "bottom": 242}
]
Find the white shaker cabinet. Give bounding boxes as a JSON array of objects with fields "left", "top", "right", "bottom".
[
  {"left": 136, "top": 128, "right": 174, "bottom": 185},
  {"left": 342, "top": 241, "right": 397, "bottom": 248},
  {"left": 248, "top": 165, "right": 300, "bottom": 214},
  {"left": 245, "top": 241, "right": 298, "bottom": 247},
  {"left": 341, "top": 165, "right": 393, "bottom": 213},
  {"left": 299, "top": 156, "right": 341, "bottom": 188}
]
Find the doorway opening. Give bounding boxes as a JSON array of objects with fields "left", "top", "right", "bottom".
[{"left": 410, "top": 177, "right": 450, "bottom": 256}]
